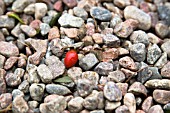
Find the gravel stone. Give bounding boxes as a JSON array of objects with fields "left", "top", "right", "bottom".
[
  {"left": 53, "top": 0, "right": 63, "bottom": 12},
  {"left": 163, "top": 103, "right": 170, "bottom": 111},
  {"left": 155, "top": 22, "right": 169, "bottom": 38},
  {"left": 158, "top": 5, "right": 170, "bottom": 26},
  {"left": 58, "top": 13, "right": 84, "bottom": 28},
  {"left": 11, "top": 23, "right": 22, "bottom": 37},
  {"left": 90, "top": 110, "right": 105, "bottom": 113},
  {"left": 153, "top": 89, "right": 170, "bottom": 104},
  {"left": 18, "top": 80, "right": 29, "bottom": 93},
  {"left": 29, "top": 83, "right": 45, "bottom": 101},
  {"left": 104, "top": 82, "right": 122, "bottom": 101},
  {"left": 114, "top": 0, "right": 130, "bottom": 8},
  {"left": 67, "top": 67, "right": 82, "bottom": 83},
  {"left": 130, "top": 30, "right": 149, "bottom": 46},
  {"left": 161, "top": 40, "right": 170, "bottom": 58},
  {"left": 0, "top": 0, "right": 5, "bottom": 15},
  {"left": 0, "top": 69, "right": 6, "bottom": 94},
  {"left": 115, "top": 105, "right": 130, "bottom": 113},
  {"left": 130, "top": 43, "right": 146, "bottom": 62},
  {"left": 40, "top": 23, "right": 51, "bottom": 36},
  {"left": 62, "top": 0, "right": 77, "bottom": 8},
  {"left": 12, "top": 96, "right": 29, "bottom": 113},
  {"left": 116, "top": 83, "right": 128, "bottom": 96},
  {"left": 77, "top": 79, "right": 93, "bottom": 97},
  {"left": 37, "top": 64, "right": 53, "bottom": 83},
  {"left": 82, "top": 71, "right": 99, "bottom": 87},
  {"left": 46, "top": 84, "right": 71, "bottom": 95},
  {"left": 24, "top": 4, "right": 35, "bottom": 15},
  {"left": 142, "top": 96, "right": 153, "bottom": 113},
  {"left": 102, "top": 48, "right": 119, "bottom": 62},
  {"left": 35, "top": 3, "right": 47, "bottom": 19},
  {"left": 83, "top": 90, "right": 104, "bottom": 110},
  {"left": 94, "top": 62, "right": 113, "bottom": 75},
  {"left": 79, "top": 53, "right": 99, "bottom": 70},
  {"left": 28, "top": 101, "right": 39, "bottom": 109},
  {"left": 147, "top": 44, "right": 162, "bottom": 64},
  {"left": 148, "top": 105, "right": 164, "bottom": 113},
  {"left": 105, "top": 100, "right": 121, "bottom": 111},
  {"left": 90, "top": 7, "right": 112, "bottom": 21},
  {"left": 45, "top": 56, "right": 65, "bottom": 79},
  {"left": 0, "top": 16, "right": 15, "bottom": 29},
  {"left": 148, "top": 66, "right": 162, "bottom": 80},
  {"left": 124, "top": 93, "right": 136, "bottom": 113},
  {"left": 27, "top": 64, "right": 40, "bottom": 84},
  {"left": 0, "top": 41, "right": 19, "bottom": 57},
  {"left": 137, "top": 63, "right": 152, "bottom": 83},
  {"left": 73, "top": 7, "right": 88, "bottom": 20},
  {"left": 119, "top": 56, "right": 137, "bottom": 71},
  {"left": 20, "top": 25, "right": 36, "bottom": 37},
  {"left": 68, "top": 97, "right": 84, "bottom": 113},
  {"left": 4, "top": 57, "right": 18, "bottom": 70},
  {"left": 161, "top": 62, "right": 170, "bottom": 78},
  {"left": 40, "top": 96, "right": 67, "bottom": 113},
  {"left": 103, "top": 34, "right": 120, "bottom": 47},
  {"left": 108, "top": 70, "right": 125, "bottom": 83},
  {"left": 155, "top": 52, "right": 168, "bottom": 69},
  {"left": 48, "top": 26, "right": 60, "bottom": 40},
  {"left": 5, "top": 73, "right": 21, "bottom": 87},
  {"left": 12, "top": 0, "right": 35, "bottom": 13},
  {"left": 0, "top": 55, "right": 5, "bottom": 68},
  {"left": 92, "top": 33, "right": 104, "bottom": 44},
  {"left": 0, "top": 93, "right": 12, "bottom": 109},
  {"left": 128, "top": 82, "right": 147, "bottom": 96},
  {"left": 124, "top": 5, "right": 151, "bottom": 30},
  {"left": 12, "top": 89, "right": 24, "bottom": 99},
  {"left": 145, "top": 79, "right": 170, "bottom": 89},
  {"left": 114, "top": 19, "right": 139, "bottom": 38}
]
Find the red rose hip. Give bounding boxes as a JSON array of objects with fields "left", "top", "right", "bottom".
[{"left": 64, "top": 50, "right": 78, "bottom": 68}]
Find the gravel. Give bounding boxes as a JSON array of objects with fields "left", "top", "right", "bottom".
[{"left": 0, "top": 0, "right": 170, "bottom": 112}]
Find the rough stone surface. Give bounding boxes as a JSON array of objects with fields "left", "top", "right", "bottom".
[
  {"left": 62, "top": 0, "right": 77, "bottom": 8},
  {"left": 114, "top": 19, "right": 139, "bottom": 38},
  {"left": 155, "top": 52, "right": 168, "bottom": 69},
  {"left": 105, "top": 100, "right": 121, "bottom": 111},
  {"left": 40, "top": 96, "right": 67, "bottom": 113},
  {"left": 124, "top": 5, "right": 151, "bottom": 30},
  {"left": 29, "top": 83, "right": 45, "bottom": 101},
  {"left": 35, "top": 3, "right": 47, "bottom": 19},
  {"left": 115, "top": 105, "right": 130, "bottom": 113},
  {"left": 108, "top": 70, "right": 125, "bottom": 83},
  {"left": 73, "top": 7, "right": 88, "bottom": 20},
  {"left": 147, "top": 44, "right": 162, "bottom": 65},
  {"left": 119, "top": 56, "right": 137, "bottom": 71},
  {"left": 153, "top": 89, "right": 170, "bottom": 104},
  {"left": 0, "top": 93, "right": 12, "bottom": 109},
  {"left": 20, "top": 25, "right": 36, "bottom": 37},
  {"left": 45, "top": 56, "right": 65, "bottom": 79},
  {"left": 102, "top": 48, "right": 119, "bottom": 62},
  {"left": 68, "top": 97, "right": 84, "bottom": 113},
  {"left": 79, "top": 53, "right": 99, "bottom": 70},
  {"left": 94, "top": 62, "right": 113, "bottom": 75},
  {"left": 5, "top": 73, "right": 21, "bottom": 87},
  {"left": 145, "top": 79, "right": 170, "bottom": 89},
  {"left": 103, "top": 34, "right": 120, "bottom": 47},
  {"left": 124, "top": 93, "right": 136, "bottom": 113},
  {"left": 0, "top": 41, "right": 19, "bottom": 57},
  {"left": 148, "top": 105, "right": 164, "bottom": 113},
  {"left": 130, "top": 30, "right": 149, "bottom": 46},
  {"left": 161, "top": 40, "right": 170, "bottom": 58},
  {"left": 37, "top": 64, "right": 53, "bottom": 83},
  {"left": 77, "top": 79, "right": 93, "bottom": 97},
  {"left": 46, "top": 84, "right": 71, "bottom": 95},
  {"left": 128, "top": 82, "right": 147, "bottom": 96},
  {"left": 58, "top": 13, "right": 84, "bottom": 28},
  {"left": 12, "top": 96, "right": 29, "bottom": 113},
  {"left": 90, "top": 7, "right": 112, "bottom": 21},
  {"left": 130, "top": 43, "right": 146, "bottom": 62},
  {"left": 161, "top": 62, "right": 170, "bottom": 78},
  {"left": 12, "top": 0, "right": 35, "bottom": 13},
  {"left": 142, "top": 96, "right": 153, "bottom": 113},
  {"left": 104, "top": 82, "right": 122, "bottom": 101}
]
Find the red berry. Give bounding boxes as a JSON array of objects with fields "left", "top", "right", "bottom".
[{"left": 64, "top": 50, "right": 78, "bottom": 68}]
